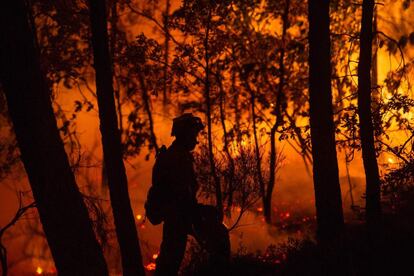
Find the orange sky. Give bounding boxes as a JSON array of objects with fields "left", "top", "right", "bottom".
[{"left": 1, "top": 0, "right": 414, "bottom": 274}]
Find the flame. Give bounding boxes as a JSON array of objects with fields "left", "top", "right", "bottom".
[
  {"left": 36, "top": 267, "right": 43, "bottom": 275},
  {"left": 257, "top": 207, "right": 263, "bottom": 212},
  {"left": 136, "top": 214, "right": 142, "bottom": 220},
  {"left": 145, "top": 262, "right": 156, "bottom": 271},
  {"left": 387, "top": 157, "right": 394, "bottom": 164},
  {"left": 152, "top": 253, "right": 159, "bottom": 259}
]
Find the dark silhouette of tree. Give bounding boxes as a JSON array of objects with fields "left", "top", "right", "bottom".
[
  {"left": 357, "top": 0, "right": 381, "bottom": 224},
  {"left": 87, "top": 0, "right": 145, "bottom": 275},
  {"left": 264, "top": 0, "right": 290, "bottom": 224},
  {"left": 163, "top": 0, "right": 171, "bottom": 105},
  {"left": 308, "top": 0, "right": 344, "bottom": 240},
  {"left": 203, "top": 3, "right": 224, "bottom": 219},
  {"left": 0, "top": 0, "right": 108, "bottom": 274}
]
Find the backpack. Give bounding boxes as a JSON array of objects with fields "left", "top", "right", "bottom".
[{"left": 144, "top": 145, "right": 168, "bottom": 225}]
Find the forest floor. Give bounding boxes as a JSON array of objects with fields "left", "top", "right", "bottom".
[{"left": 180, "top": 193, "right": 414, "bottom": 275}]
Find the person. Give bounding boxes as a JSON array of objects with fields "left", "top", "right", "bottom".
[{"left": 152, "top": 113, "right": 230, "bottom": 276}]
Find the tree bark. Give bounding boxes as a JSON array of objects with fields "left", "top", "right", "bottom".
[
  {"left": 248, "top": 83, "right": 266, "bottom": 209},
  {"left": 204, "top": 7, "right": 223, "bottom": 220},
  {"left": 357, "top": 0, "right": 381, "bottom": 224},
  {"left": 217, "top": 73, "right": 235, "bottom": 213},
  {"left": 87, "top": 0, "right": 145, "bottom": 275},
  {"left": 162, "top": 0, "right": 171, "bottom": 105},
  {"left": 0, "top": 1, "right": 108, "bottom": 274},
  {"left": 308, "top": 0, "right": 344, "bottom": 240},
  {"left": 137, "top": 71, "right": 159, "bottom": 153},
  {"left": 264, "top": 0, "right": 290, "bottom": 224}
]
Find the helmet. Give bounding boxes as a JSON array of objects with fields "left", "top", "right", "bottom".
[{"left": 171, "top": 113, "right": 204, "bottom": 137}]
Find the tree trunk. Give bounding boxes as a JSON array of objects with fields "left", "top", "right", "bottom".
[
  {"left": 87, "top": 0, "right": 145, "bottom": 275},
  {"left": 248, "top": 84, "right": 266, "bottom": 209},
  {"left": 308, "top": 0, "right": 344, "bottom": 240},
  {"left": 0, "top": 1, "right": 108, "bottom": 274},
  {"left": 137, "top": 71, "right": 159, "bottom": 153},
  {"left": 264, "top": 0, "right": 290, "bottom": 224},
  {"left": 204, "top": 8, "right": 223, "bottom": 220},
  {"left": 162, "top": 0, "right": 171, "bottom": 105},
  {"left": 357, "top": 0, "right": 381, "bottom": 224}
]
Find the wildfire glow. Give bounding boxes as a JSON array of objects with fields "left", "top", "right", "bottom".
[
  {"left": 36, "top": 267, "right": 43, "bottom": 275},
  {"left": 145, "top": 262, "right": 156, "bottom": 271}
]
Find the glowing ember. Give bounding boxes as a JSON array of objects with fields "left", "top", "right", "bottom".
[
  {"left": 145, "top": 262, "right": 156, "bottom": 271},
  {"left": 36, "top": 267, "right": 43, "bottom": 275},
  {"left": 136, "top": 214, "right": 142, "bottom": 220},
  {"left": 257, "top": 207, "right": 263, "bottom": 212},
  {"left": 152, "top": 253, "right": 159, "bottom": 259},
  {"left": 285, "top": 212, "right": 290, "bottom": 218}
]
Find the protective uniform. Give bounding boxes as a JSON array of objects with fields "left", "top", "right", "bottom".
[
  {"left": 154, "top": 140, "right": 197, "bottom": 275},
  {"left": 154, "top": 114, "right": 229, "bottom": 276}
]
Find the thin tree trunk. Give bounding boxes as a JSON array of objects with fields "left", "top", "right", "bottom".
[
  {"left": 162, "top": 0, "right": 170, "bottom": 105},
  {"left": 231, "top": 48, "right": 241, "bottom": 141},
  {"left": 87, "top": 0, "right": 145, "bottom": 275},
  {"left": 357, "top": 0, "right": 381, "bottom": 224},
  {"left": 110, "top": 0, "right": 123, "bottom": 133},
  {"left": 308, "top": 0, "right": 344, "bottom": 240},
  {"left": 204, "top": 8, "right": 223, "bottom": 219},
  {"left": 248, "top": 84, "right": 266, "bottom": 208},
  {"left": 137, "top": 71, "right": 159, "bottom": 153},
  {"left": 0, "top": 1, "right": 108, "bottom": 274},
  {"left": 264, "top": 0, "right": 290, "bottom": 224},
  {"left": 371, "top": 6, "right": 378, "bottom": 102}
]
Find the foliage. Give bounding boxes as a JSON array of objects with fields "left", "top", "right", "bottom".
[{"left": 382, "top": 159, "right": 414, "bottom": 213}]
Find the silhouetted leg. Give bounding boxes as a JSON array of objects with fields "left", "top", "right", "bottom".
[
  {"left": 155, "top": 215, "right": 188, "bottom": 276},
  {"left": 192, "top": 205, "right": 231, "bottom": 273},
  {"left": 203, "top": 222, "right": 230, "bottom": 272}
]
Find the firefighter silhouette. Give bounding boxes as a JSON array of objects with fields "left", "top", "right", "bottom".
[{"left": 150, "top": 113, "right": 230, "bottom": 276}]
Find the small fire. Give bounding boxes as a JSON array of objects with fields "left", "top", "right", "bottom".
[
  {"left": 257, "top": 207, "right": 263, "bottom": 212},
  {"left": 387, "top": 157, "right": 394, "bottom": 164},
  {"left": 136, "top": 214, "right": 142, "bottom": 220},
  {"left": 145, "top": 262, "right": 156, "bottom": 271},
  {"left": 36, "top": 267, "right": 43, "bottom": 275},
  {"left": 152, "top": 253, "right": 159, "bottom": 260}
]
